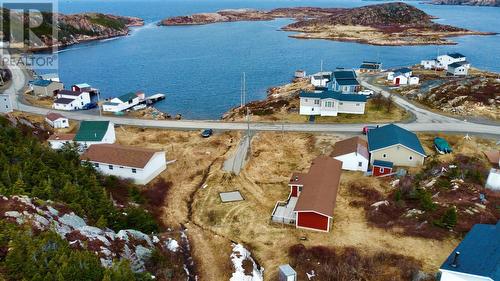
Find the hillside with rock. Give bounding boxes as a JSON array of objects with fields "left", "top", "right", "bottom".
[
  {"left": 160, "top": 2, "right": 495, "bottom": 46},
  {"left": 1, "top": 9, "right": 143, "bottom": 51}
]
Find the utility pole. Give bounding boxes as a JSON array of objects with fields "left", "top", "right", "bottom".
[{"left": 97, "top": 90, "right": 102, "bottom": 117}]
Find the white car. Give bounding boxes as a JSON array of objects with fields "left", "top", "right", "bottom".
[{"left": 359, "top": 89, "right": 374, "bottom": 96}]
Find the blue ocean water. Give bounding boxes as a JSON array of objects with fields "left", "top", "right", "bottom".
[{"left": 48, "top": 0, "right": 500, "bottom": 119}]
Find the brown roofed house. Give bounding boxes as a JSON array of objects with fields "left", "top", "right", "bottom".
[
  {"left": 271, "top": 155, "right": 343, "bottom": 232},
  {"left": 80, "top": 144, "right": 167, "bottom": 185},
  {"left": 484, "top": 150, "right": 500, "bottom": 168},
  {"left": 45, "top": 112, "right": 69, "bottom": 129},
  {"left": 331, "top": 136, "right": 369, "bottom": 172}
]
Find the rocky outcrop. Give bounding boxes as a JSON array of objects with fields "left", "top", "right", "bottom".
[
  {"left": 160, "top": 2, "right": 495, "bottom": 46},
  {"left": 2, "top": 9, "right": 144, "bottom": 51},
  {"left": 430, "top": 0, "right": 500, "bottom": 7},
  {"left": 0, "top": 195, "right": 178, "bottom": 272}
]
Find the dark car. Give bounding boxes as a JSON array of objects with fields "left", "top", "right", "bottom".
[
  {"left": 82, "top": 102, "right": 98, "bottom": 110},
  {"left": 201, "top": 129, "right": 213, "bottom": 138},
  {"left": 362, "top": 125, "right": 377, "bottom": 135}
]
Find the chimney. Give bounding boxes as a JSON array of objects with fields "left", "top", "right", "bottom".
[{"left": 451, "top": 251, "right": 460, "bottom": 268}]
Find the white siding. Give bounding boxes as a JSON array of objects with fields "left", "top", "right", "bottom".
[
  {"left": 337, "top": 101, "right": 365, "bottom": 114},
  {"left": 88, "top": 151, "right": 166, "bottom": 185},
  {"left": 334, "top": 152, "right": 368, "bottom": 172},
  {"left": 0, "top": 94, "right": 13, "bottom": 113},
  {"left": 49, "top": 140, "right": 72, "bottom": 150},
  {"left": 439, "top": 270, "right": 492, "bottom": 281}
]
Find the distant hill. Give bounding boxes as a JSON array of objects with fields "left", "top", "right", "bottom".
[
  {"left": 430, "top": 0, "right": 500, "bottom": 6},
  {"left": 1, "top": 9, "right": 143, "bottom": 51}
]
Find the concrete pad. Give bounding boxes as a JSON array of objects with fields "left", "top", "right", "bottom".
[{"left": 219, "top": 191, "right": 244, "bottom": 203}]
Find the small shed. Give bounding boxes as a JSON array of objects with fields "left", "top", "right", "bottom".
[
  {"left": 485, "top": 168, "right": 500, "bottom": 191},
  {"left": 279, "top": 264, "right": 296, "bottom": 281},
  {"left": 45, "top": 112, "right": 69, "bottom": 129},
  {"left": 372, "top": 160, "right": 393, "bottom": 177},
  {"left": 295, "top": 70, "right": 306, "bottom": 79}
]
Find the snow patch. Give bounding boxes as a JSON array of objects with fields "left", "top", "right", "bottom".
[{"left": 230, "top": 243, "right": 264, "bottom": 281}]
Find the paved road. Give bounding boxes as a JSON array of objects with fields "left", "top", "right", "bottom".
[{"left": 3, "top": 52, "right": 500, "bottom": 136}]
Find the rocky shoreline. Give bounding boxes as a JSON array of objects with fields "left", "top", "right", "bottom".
[{"left": 160, "top": 2, "right": 495, "bottom": 46}]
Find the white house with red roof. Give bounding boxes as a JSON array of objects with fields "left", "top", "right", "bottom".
[{"left": 45, "top": 113, "right": 69, "bottom": 128}]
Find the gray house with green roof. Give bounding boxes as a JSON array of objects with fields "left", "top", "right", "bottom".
[
  {"left": 74, "top": 121, "right": 116, "bottom": 146},
  {"left": 102, "top": 92, "right": 145, "bottom": 113},
  {"left": 367, "top": 124, "right": 426, "bottom": 167}
]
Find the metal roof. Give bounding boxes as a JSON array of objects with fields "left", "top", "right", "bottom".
[
  {"left": 299, "top": 91, "right": 367, "bottom": 102},
  {"left": 332, "top": 70, "right": 357, "bottom": 80},
  {"left": 448, "top": 61, "right": 469, "bottom": 68},
  {"left": 336, "top": 78, "right": 359, "bottom": 86},
  {"left": 74, "top": 121, "right": 111, "bottom": 142},
  {"left": 53, "top": 98, "right": 75, "bottom": 105},
  {"left": 74, "top": 83, "right": 91, "bottom": 88},
  {"left": 448, "top": 52, "right": 466, "bottom": 59},
  {"left": 117, "top": 92, "right": 137, "bottom": 103},
  {"left": 279, "top": 264, "right": 296, "bottom": 276},
  {"left": 373, "top": 160, "right": 394, "bottom": 168},
  {"left": 440, "top": 221, "right": 500, "bottom": 280},
  {"left": 32, "top": 79, "right": 53, "bottom": 87},
  {"left": 367, "top": 124, "right": 426, "bottom": 156}
]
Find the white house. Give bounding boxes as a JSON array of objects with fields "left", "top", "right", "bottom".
[
  {"left": 102, "top": 92, "right": 145, "bottom": 113},
  {"left": 299, "top": 90, "right": 366, "bottom": 117},
  {"left": 53, "top": 90, "right": 91, "bottom": 111},
  {"left": 409, "top": 76, "right": 420, "bottom": 85},
  {"left": 421, "top": 59, "right": 437, "bottom": 70},
  {"left": 331, "top": 136, "right": 369, "bottom": 172},
  {"left": 439, "top": 221, "right": 499, "bottom": 281},
  {"left": 437, "top": 53, "right": 467, "bottom": 70},
  {"left": 447, "top": 61, "right": 470, "bottom": 76},
  {"left": 47, "top": 133, "right": 76, "bottom": 150},
  {"left": 388, "top": 68, "right": 419, "bottom": 86},
  {"left": 74, "top": 120, "right": 116, "bottom": 147},
  {"left": 45, "top": 112, "right": 69, "bottom": 128},
  {"left": 80, "top": 144, "right": 167, "bottom": 185},
  {"left": 310, "top": 71, "right": 332, "bottom": 88}
]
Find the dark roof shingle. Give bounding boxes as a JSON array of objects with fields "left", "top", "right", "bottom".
[
  {"left": 367, "top": 124, "right": 426, "bottom": 156},
  {"left": 81, "top": 144, "right": 163, "bottom": 168}
]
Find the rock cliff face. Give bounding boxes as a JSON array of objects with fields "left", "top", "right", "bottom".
[
  {"left": 430, "top": 0, "right": 500, "bottom": 6},
  {"left": 1, "top": 9, "right": 144, "bottom": 51},
  {"left": 160, "top": 2, "right": 494, "bottom": 46}
]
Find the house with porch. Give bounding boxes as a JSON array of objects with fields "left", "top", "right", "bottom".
[
  {"left": 439, "top": 221, "right": 499, "bottom": 281},
  {"left": 31, "top": 79, "right": 64, "bottom": 97},
  {"left": 45, "top": 112, "right": 69, "bottom": 129},
  {"left": 330, "top": 136, "right": 369, "bottom": 172},
  {"left": 367, "top": 124, "right": 426, "bottom": 167},
  {"left": 331, "top": 69, "right": 360, "bottom": 93},
  {"left": 299, "top": 90, "right": 366, "bottom": 117},
  {"left": 53, "top": 90, "right": 91, "bottom": 111},
  {"left": 271, "top": 156, "right": 342, "bottom": 232},
  {"left": 102, "top": 92, "right": 145, "bottom": 113},
  {"left": 74, "top": 120, "right": 116, "bottom": 147},
  {"left": 80, "top": 144, "right": 167, "bottom": 185}
]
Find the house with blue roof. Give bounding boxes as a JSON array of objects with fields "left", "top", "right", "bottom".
[
  {"left": 331, "top": 69, "right": 360, "bottom": 93},
  {"left": 439, "top": 221, "right": 500, "bottom": 281},
  {"left": 30, "top": 79, "right": 63, "bottom": 97},
  {"left": 299, "top": 90, "right": 366, "bottom": 117},
  {"left": 367, "top": 124, "right": 426, "bottom": 167}
]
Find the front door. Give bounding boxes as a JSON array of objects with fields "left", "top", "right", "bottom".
[
  {"left": 395, "top": 77, "right": 400, "bottom": 85},
  {"left": 291, "top": 186, "right": 298, "bottom": 197}
]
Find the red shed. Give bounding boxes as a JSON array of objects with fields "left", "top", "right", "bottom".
[
  {"left": 292, "top": 156, "right": 342, "bottom": 232},
  {"left": 372, "top": 160, "right": 394, "bottom": 177}
]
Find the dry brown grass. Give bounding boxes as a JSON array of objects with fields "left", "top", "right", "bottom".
[
  {"left": 189, "top": 132, "right": 461, "bottom": 279},
  {"left": 10, "top": 111, "right": 77, "bottom": 134}
]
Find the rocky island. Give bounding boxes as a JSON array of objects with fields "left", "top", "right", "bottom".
[
  {"left": 429, "top": 0, "right": 500, "bottom": 6},
  {"left": 1, "top": 9, "right": 144, "bottom": 51},
  {"left": 160, "top": 2, "right": 495, "bottom": 46}
]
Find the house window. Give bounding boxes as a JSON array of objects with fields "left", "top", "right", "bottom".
[
  {"left": 94, "top": 163, "right": 99, "bottom": 168},
  {"left": 132, "top": 168, "right": 137, "bottom": 174},
  {"left": 383, "top": 154, "right": 387, "bottom": 158},
  {"left": 358, "top": 162, "right": 362, "bottom": 167},
  {"left": 305, "top": 99, "right": 308, "bottom": 102},
  {"left": 339, "top": 102, "right": 343, "bottom": 105},
  {"left": 314, "top": 100, "right": 320, "bottom": 105},
  {"left": 409, "top": 156, "right": 413, "bottom": 160},
  {"left": 356, "top": 103, "right": 360, "bottom": 106},
  {"left": 380, "top": 167, "right": 385, "bottom": 173},
  {"left": 109, "top": 165, "right": 113, "bottom": 170}
]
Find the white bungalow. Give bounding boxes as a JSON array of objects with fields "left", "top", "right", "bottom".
[
  {"left": 299, "top": 90, "right": 367, "bottom": 117},
  {"left": 102, "top": 92, "right": 145, "bottom": 113},
  {"left": 447, "top": 61, "right": 470, "bottom": 76},
  {"left": 53, "top": 90, "right": 91, "bottom": 111},
  {"left": 80, "top": 144, "right": 167, "bottom": 185},
  {"left": 45, "top": 112, "right": 69, "bottom": 128},
  {"left": 74, "top": 120, "right": 116, "bottom": 147},
  {"left": 331, "top": 136, "right": 369, "bottom": 172},
  {"left": 437, "top": 53, "right": 466, "bottom": 70}
]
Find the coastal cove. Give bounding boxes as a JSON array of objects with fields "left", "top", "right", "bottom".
[{"left": 42, "top": 0, "right": 500, "bottom": 119}]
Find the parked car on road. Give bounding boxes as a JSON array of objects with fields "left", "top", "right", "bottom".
[
  {"left": 82, "top": 102, "right": 97, "bottom": 110},
  {"left": 359, "top": 89, "right": 374, "bottom": 96},
  {"left": 201, "top": 129, "right": 213, "bottom": 138}
]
